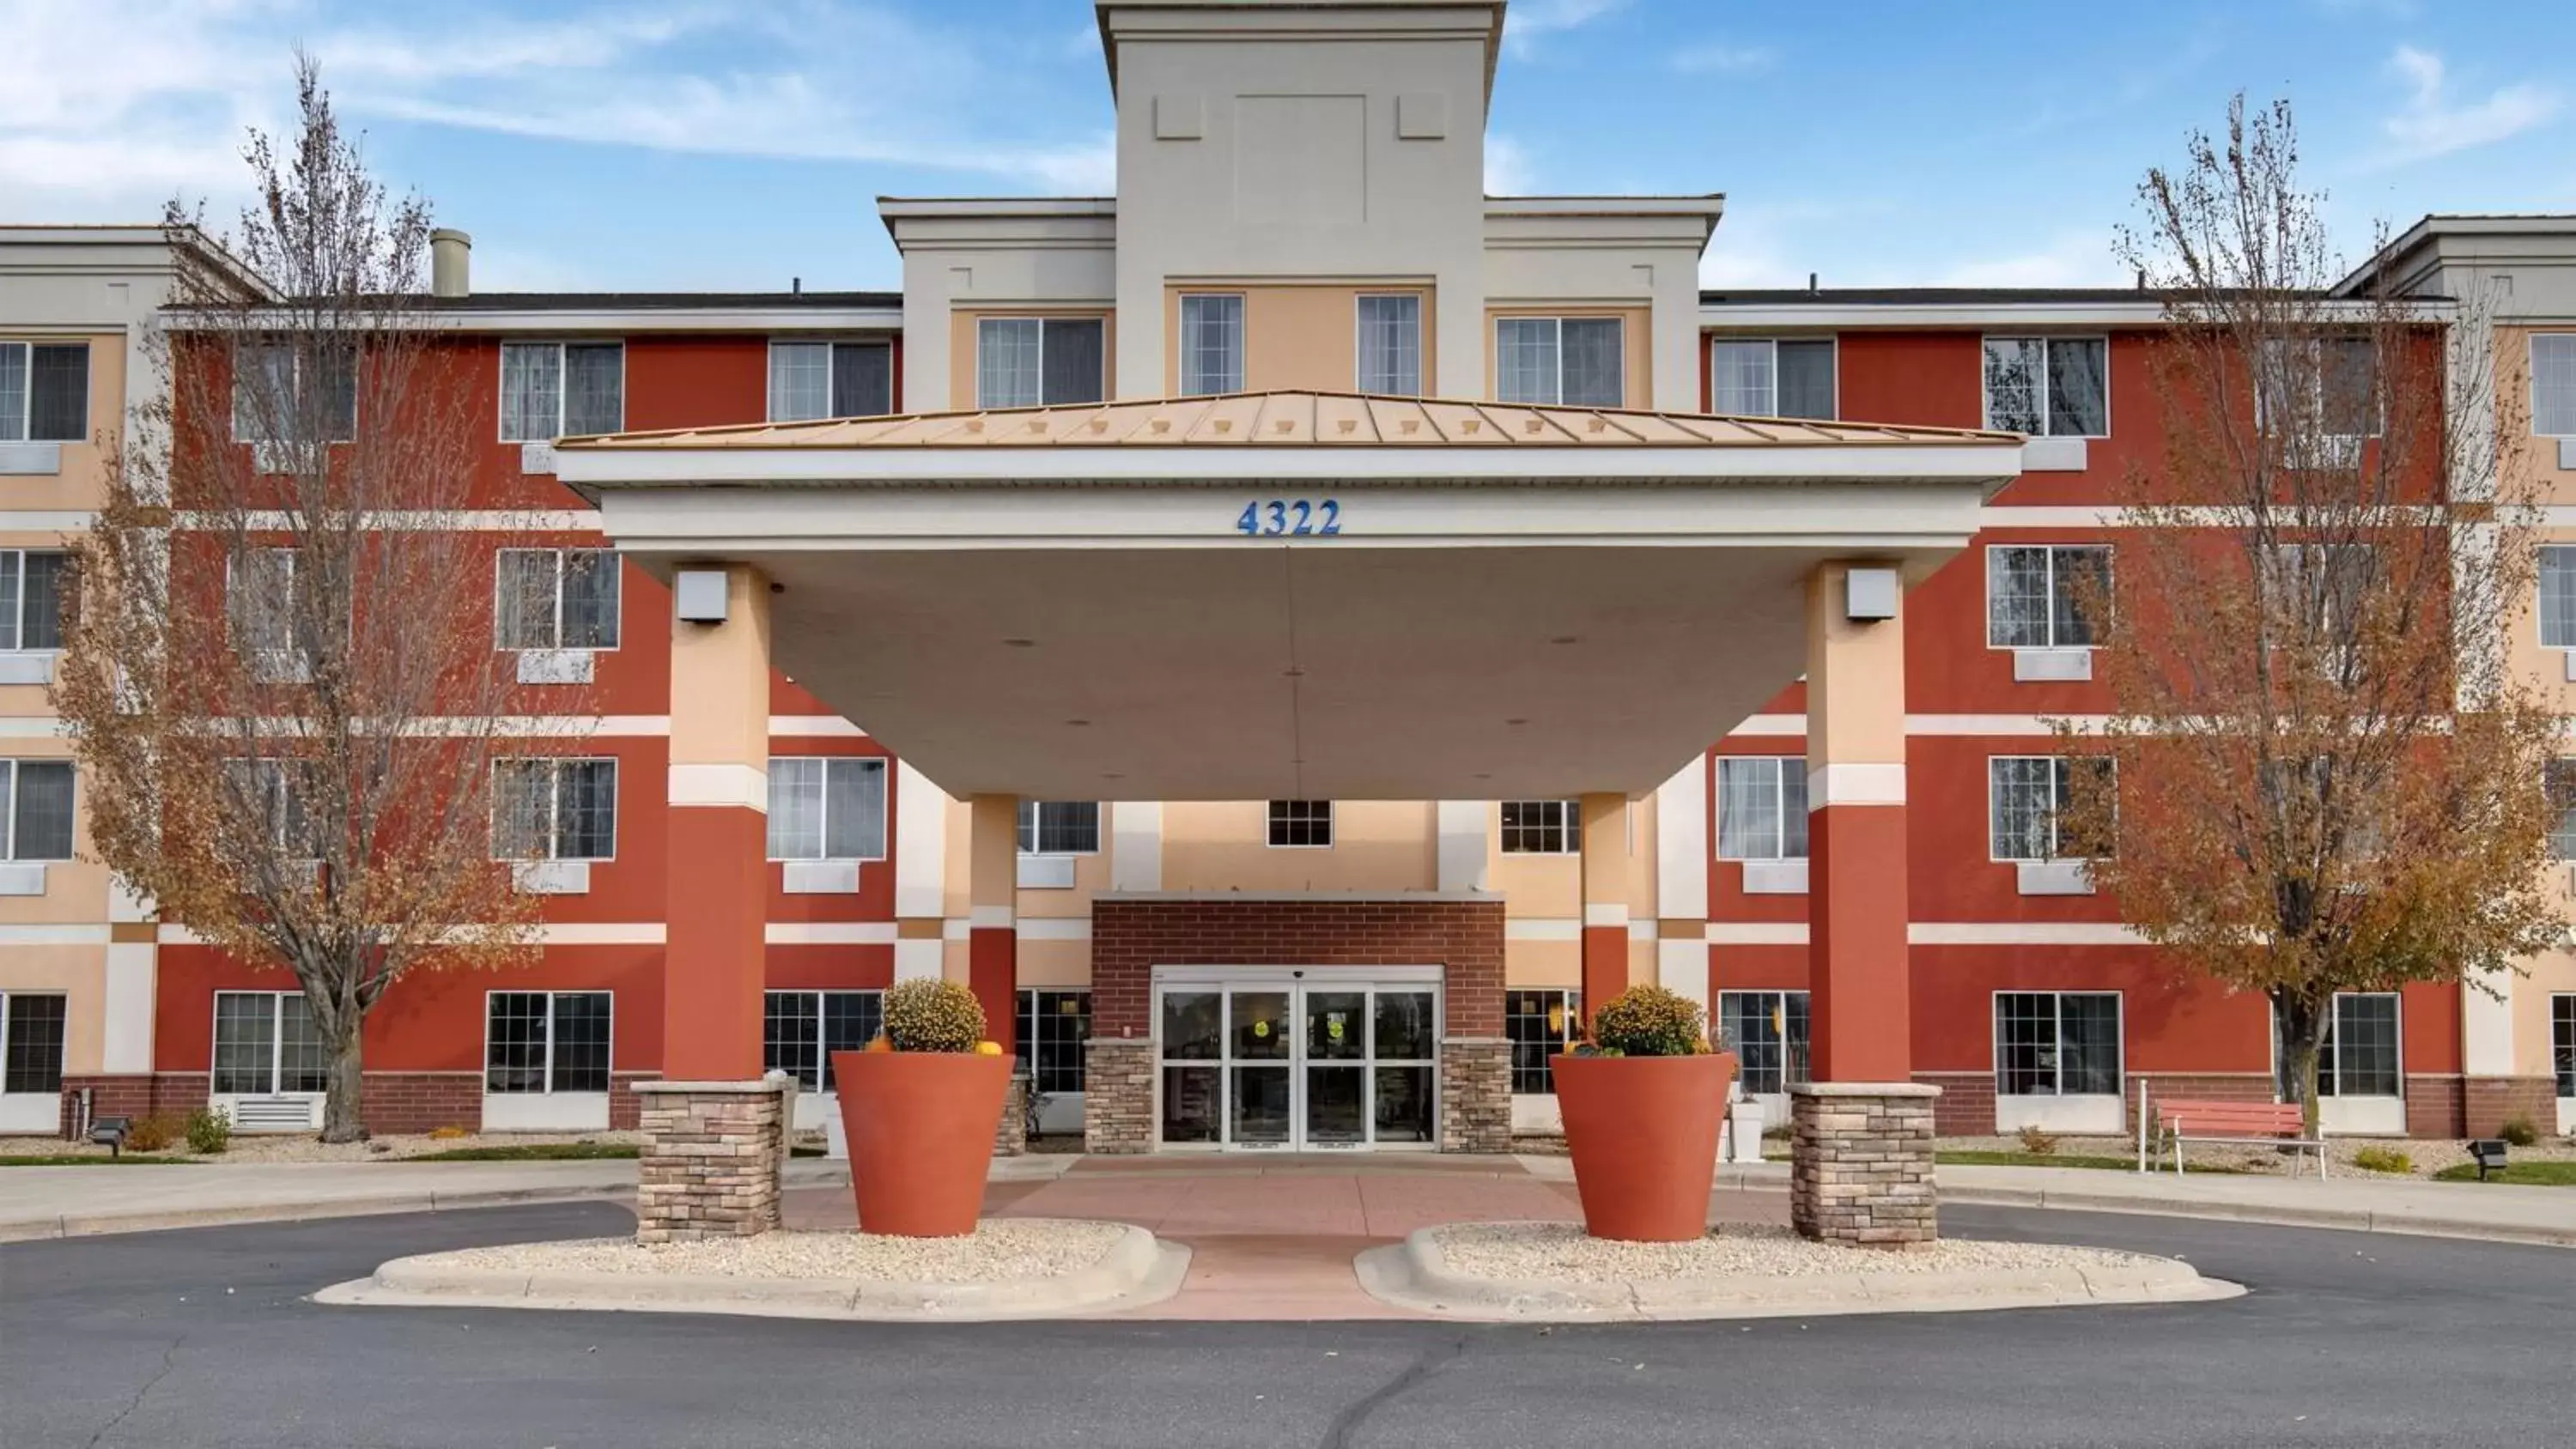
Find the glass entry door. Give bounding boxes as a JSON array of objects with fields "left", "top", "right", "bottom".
[{"left": 1154, "top": 969, "right": 1440, "bottom": 1150}]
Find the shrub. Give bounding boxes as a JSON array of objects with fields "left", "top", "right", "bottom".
[
  {"left": 427, "top": 1124, "right": 470, "bottom": 1141},
  {"left": 2351, "top": 1145, "right": 2413, "bottom": 1175},
  {"left": 183, "top": 1106, "right": 232, "bottom": 1155},
  {"left": 124, "top": 1114, "right": 179, "bottom": 1153},
  {"left": 2497, "top": 1116, "right": 2539, "bottom": 1149},
  {"left": 1588, "top": 985, "right": 1710, "bottom": 1058},
  {"left": 881, "top": 977, "right": 986, "bottom": 1053},
  {"left": 2016, "top": 1124, "right": 2060, "bottom": 1156}
]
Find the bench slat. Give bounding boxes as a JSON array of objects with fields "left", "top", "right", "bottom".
[{"left": 2156, "top": 1103, "right": 2307, "bottom": 1137}]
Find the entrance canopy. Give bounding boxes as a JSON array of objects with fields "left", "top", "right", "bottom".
[{"left": 556, "top": 391, "right": 2020, "bottom": 800}]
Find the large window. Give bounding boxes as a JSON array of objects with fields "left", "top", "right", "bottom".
[
  {"left": 977, "top": 318, "right": 1106, "bottom": 409},
  {"left": 2257, "top": 336, "right": 2380, "bottom": 441},
  {"left": 491, "top": 758, "right": 617, "bottom": 861},
  {"left": 2289, "top": 991, "right": 2402, "bottom": 1099},
  {"left": 1, "top": 993, "right": 66, "bottom": 1095},
  {"left": 1983, "top": 336, "right": 2107, "bottom": 437},
  {"left": 1987, "top": 544, "right": 2110, "bottom": 649},
  {"left": 211, "top": 991, "right": 328, "bottom": 1095},
  {"left": 494, "top": 549, "right": 619, "bottom": 652},
  {"left": 228, "top": 547, "right": 319, "bottom": 676},
  {"left": 0, "top": 342, "right": 88, "bottom": 443},
  {"left": 232, "top": 341, "right": 356, "bottom": 442},
  {"left": 484, "top": 991, "right": 611, "bottom": 1094},
  {"left": 767, "top": 757, "right": 887, "bottom": 861},
  {"left": 763, "top": 989, "right": 883, "bottom": 1090},
  {"left": 1, "top": 760, "right": 73, "bottom": 862},
  {"left": 2554, "top": 994, "right": 2573, "bottom": 1099},
  {"left": 1495, "top": 317, "right": 1624, "bottom": 407},
  {"left": 1716, "top": 756, "right": 1807, "bottom": 861},
  {"left": 1179, "top": 294, "right": 1245, "bottom": 397},
  {"left": 1719, "top": 990, "right": 1811, "bottom": 1096},
  {"left": 0, "top": 550, "right": 68, "bottom": 653},
  {"left": 769, "top": 341, "right": 893, "bottom": 421},
  {"left": 1018, "top": 989, "right": 1091, "bottom": 1098},
  {"left": 500, "top": 342, "right": 623, "bottom": 441},
  {"left": 1357, "top": 294, "right": 1422, "bottom": 397},
  {"left": 1267, "top": 799, "right": 1333, "bottom": 848},
  {"left": 1499, "top": 799, "right": 1580, "bottom": 855},
  {"left": 1710, "top": 338, "right": 1834, "bottom": 420},
  {"left": 1504, "top": 988, "right": 1581, "bottom": 1094},
  {"left": 1989, "top": 755, "right": 2112, "bottom": 863},
  {"left": 2536, "top": 335, "right": 2576, "bottom": 437},
  {"left": 1016, "top": 800, "right": 1100, "bottom": 855},
  {"left": 224, "top": 758, "right": 318, "bottom": 858},
  {"left": 1995, "top": 991, "right": 2122, "bottom": 1097},
  {"left": 2540, "top": 548, "right": 2576, "bottom": 650},
  {"left": 2549, "top": 761, "right": 2576, "bottom": 861}
]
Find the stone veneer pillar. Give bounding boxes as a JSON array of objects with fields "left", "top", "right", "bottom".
[
  {"left": 633, "top": 1079, "right": 789, "bottom": 1242},
  {"left": 1084, "top": 1038, "right": 1157, "bottom": 1154},
  {"left": 1789, "top": 1082, "right": 1940, "bottom": 1246},
  {"left": 993, "top": 1070, "right": 1030, "bottom": 1158},
  {"left": 1437, "top": 1037, "right": 1512, "bottom": 1153}
]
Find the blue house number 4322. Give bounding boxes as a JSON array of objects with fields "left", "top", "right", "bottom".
[{"left": 1236, "top": 500, "right": 1343, "bottom": 537}]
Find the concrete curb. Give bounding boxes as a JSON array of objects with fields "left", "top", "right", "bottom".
[
  {"left": 0, "top": 1184, "right": 635, "bottom": 1244},
  {"left": 311, "top": 1222, "right": 1189, "bottom": 1322},
  {"left": 1939, "top": 1185, "right": 2576, "bottom": 1250},
  {"left": 1353, "top": 1222, "right": 2243, "bottom": 1323}
]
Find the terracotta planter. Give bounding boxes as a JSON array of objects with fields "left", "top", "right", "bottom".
[
  {"left": 830, "top": 1049, "right": 1011, "bottom": 1237},
  {"left": 1549, "top": 1051, "right": 1738, "bottom": 1242}
]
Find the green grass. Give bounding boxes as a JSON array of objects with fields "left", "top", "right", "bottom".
[
  {"left": 0, "top": 1153, "right": 198, "bottom": 1167},
  {"left": 396, "top": 1142, "right": 641, "bottom": 1162},
  {"left": 1934, "top": 1149, "right": 2248, "bottom": 1174},
  {"left": 2431, "top": 1159, "right": 2576, "bottom": 1186}
]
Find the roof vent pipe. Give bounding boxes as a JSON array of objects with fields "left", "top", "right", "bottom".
[
  {"left": 1807, "top": 270, "right": 1819, "bottom": 295},
  {"left": 793, "top": 276, "right": 802, "bottom": 294},
  {"left": 429, "top": 228, "right": 471, "bottom": 299},
  {"left": 2135, "top": 267, "right": 2147, "bottom": 291}
]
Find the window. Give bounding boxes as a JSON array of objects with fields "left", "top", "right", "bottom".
[
  {"left": 976, "top": 318, "right": 1106, "bottom": 409},
  {"left": 2290, "top": 991, "right": 2401, "bottom": 1099},
  {"left": 492, "top": 758, "right": 617, "bottom": 861},
  {"left": 1990, "top": 755, "right": 2113, "bottom": 862},
  {"left": 1719, "top": 990, "right": 1811, "bottom": 1096},
  {"left": 1716, "top": 756, "right": 1807, "bottom": 861},
  {"left": 1987, "top": 544, "right": 2111, "bottom": 649},
  {"left": 2262, "top": 542, "right": 2374, "bottom": 644},
  {"left": 1504, "top": 988, "right": 1581, "bottom": 1094},
  {"left": 763, "top": 990, "right": 883, "bottom": 1090},
  {"left": 1995, "top": 991, "right": 2123, "bottom": 1097},
  {"left": 1016, "top": 800, "right": 1100, "bottom": 855},
  {"left": 231, "top": 341, "right": 356, "bottom": 442},
  {"left": 1, "top": 760, "right": 73, "bottom": 862},
  {"left": 0, "top": 550, "right": 68, "bottom": 652},
  {"left": 767, "top": 757, "right": 887, "bottom": 861},
  {"left": 1018, "top": 989, "right": 1091, "bottom": 1098},
  {"left": 2540, "top": 548, "right": 2576, "bottom": 650},
  {"left": 1179, "top": 294, "right": 1244, "bottom": 397},
  {"left": 2536, "top": 336, "right": 2576, "bottom": 437},
  {"left": 223, "top": 758, "right": 319, "bottom": 858},
  {"left": 499, "top": 342, "right": 623, "bottom": 441},
  {"left": 1357, "top": 294, "right": 1422, "bottom": 396},
  {"left": 484, "top": 991, "right": 611, "bottom": 1094},
  {"left": 0, "top": 993, "right": 66, "bottom": 1095},
  {"left": 1710, "top": 338, "right": 1835, "bottom": 420},
  {"left": 1495, "top": 317, "right": 1624, "bottom": 407},
  {"left": 2549, "top": 761, "right": 2576, "bottom": 861},
  {"left": 1267, "top": 799, "right": 1332, "bottom": 848},
  {"left": 494, "top": 549, "right": 619, "bottom": 652},
  {"left": 769, "top": 341, "right": 893, "bottom": 421},
  {"left": 2554, "top": 994, "right": 2573, "bottom": 1099},
  {"left": 0, "top": 342, "right": 88, "bottom": 442},
  {"left": 211, "top": 991, "right": 329, "bottom": 1095},
  {"left": 1983, "top": 336, "right": 2107, "bottom": 437},
  {"left": 1499, "top": 799, "right": 1580, "bottom": 855},
  {"left": 228, "top": 547, "right": 337, "bottom": 676},
  {"left": 2257, "top": 336, "right": 2380, "bottom": 441}
]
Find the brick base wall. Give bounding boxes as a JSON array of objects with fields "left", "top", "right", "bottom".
[
  {"left": 2463, "top": 1076, "right": 2558, "bottom": 1138},
  {"left": 2404, "top": 1074, "right": 2465, "bottom": 1140},
  {"left": 1084, "top": 1039, "right": 1156, "bottom": 1154},
  {"left": 52, "top": 1071, "right": 666, "bottom": 1140},
  {"left": 1791, "top": 1083, "right": 1940, "bottom": 1246},
  {"left": 56, "top": 1075, "right": 209, "bottom": 1138},
  {"left": 1089, "top": 897, "right": 1506, "bottom": 1037},
  {"left": 1438, "top": 1038, "right": 1510, "bottom": 1153},
  {"left": 1913, "top": 1073, "right": 1992, "bottom": 1137},
  {"left": 359, "top": 1073, "right": 484, "bottom": 1136},
  {"left": 611, "top": 1073, "right": 658, "bottom": 1131}
]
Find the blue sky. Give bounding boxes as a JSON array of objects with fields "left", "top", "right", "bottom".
[{"left": 3, "top": 0, "right": 2570, "bottom": 294}]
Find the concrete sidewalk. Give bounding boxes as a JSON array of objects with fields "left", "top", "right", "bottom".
[
  {"left": 0, "top": 1159, "right": 642, "bottom": 1240},
  {"left": 1931, "top": 1161, "right": 2576, "bottom": 1246}
]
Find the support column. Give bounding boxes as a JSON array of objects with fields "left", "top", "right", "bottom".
[
  {"left": 1578, "top": 792, "right": 1633, "bottom": 1016},
  {"left": 968, "top": 795, "right": 1025, "bottom": 1157}
]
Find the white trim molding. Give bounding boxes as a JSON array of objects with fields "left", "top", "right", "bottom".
[
  {"left": 667, "top": 762, "right": 768, "bottom": 811},
  {"left": 1705, "top": 921, "right": 1808, "bottom": 945},
  {"left": 1806, "top": 762, "right": 1905, "bottom": 809}
]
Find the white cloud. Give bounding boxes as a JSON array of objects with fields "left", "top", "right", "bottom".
[
  {"left": 1669, "top": 42, "right": 1776, "bottom": 76},
  {"left": 1502, "top": 0, "right": 1628, "bottom": 58},
  {"left": 2376, "top": 45, "right": 2559, "bottom": 165},
  {"left": 1925, "top": 232, "right": 2123, "bottom": 289}
]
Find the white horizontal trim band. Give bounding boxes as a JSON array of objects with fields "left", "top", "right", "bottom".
[
  {"left": 765, "top": 922, "right": 897, "bottom": 945},
  {"left": 1582, "top": 903, "right": 1630, "bottom": 928},
  {"left": 0, "top": 924, "right": 112, "bottom": 945},
  {"left": 1705, "top": 922, "right": 1807, "bottom": 944},
  {"left": 969, "top": 904, "right": 1018, "bottom": 931},
  {"left": 1807, "top": 762, "right": 1905, "bottom": 808},
  {"left": 667, "top": 762, "right": 767, "bottom": 811},
  {"left": 173, "top": 509, "right": 601, "bottom": 531},
  {"left": 156, "top": 921, "right": 671, "bottom": 946},
  {"left": 1505, "top": 918, "right": 1582, "bottom": 942},
  {"left": 1017, "top": 917, "right": 1091, "bottom": 942},
  {"left": 1910, "top": 922, "right": 2144, "bottom": 945}
]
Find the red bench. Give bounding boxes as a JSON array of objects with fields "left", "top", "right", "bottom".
[{"left": 2156, "top": 1101, "right": 2326, "bottom": 1179}]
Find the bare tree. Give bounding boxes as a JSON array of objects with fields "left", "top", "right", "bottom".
[
  {"left": 2052, "top": 95, "right": 2565, "bottom": 1134},
  {"left": 56, "top": 58, "right": 566, "bottom": 1140}
]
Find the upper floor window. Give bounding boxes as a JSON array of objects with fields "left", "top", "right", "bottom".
[
  {"left": 500, "top": 342, "right": 623, "bottom": 441},
  {"left": 1267, "top": 798, "right": 1332, "bottom": 848},
  {"left": 2257, "top": 336, "right": 2379, "bottom": 441},
  {"left": 1017, "top": 800, "right": 1100, "bottom": 855},
  {"left": 0, "top": 550, "right": 68, "bottom": 652},
  {"left": 1357, "top": 294, "right": 1422, "bottom": 397},
  {"left": 1180, "top": 294, "right": 1245, "bottom": 397},
  {"left": 233, "top": 342, "right": 355, "bottom": 443},
  {"left": 978, "top": 318, "right": 1105, "bottom": 409},
  {"left": 767, "top": 756, "right": 887, "bottom": 862},
  {"left": 2540, "top": 547, "right": 2576, "bottom": 649},
  {"left": 2547, "top": 760, "right": 2576, "bottom": 861},
  {"left": 1990, "top": 755, "right": 2112, "bottom": 863},
  {"left": 1499, "top": 799, "right": 1579, "bottom": 854},
  {"left": 1983, "top": 336, "right": 2106, "bottom": 437},
  {"left": 1496, "top": 317, "right": 1623, "bottom": 407},
  {"left": 1987, "top": 544, "right": 2110, "bottom": 650},
  {"left": 1716, "top": 756, "right": 1807, "bottom": 861},
  {"left": 228, "top": 547, "right": 332, "bottom": 681},
  {"left": 1710, "top": 338, "right": 1834, "bottom": 420},
  {"left": 224, "top": 758, "right": 319, "bottom": 858},
  {"left": 769, "top": 340, "right": 893, "bottom": 421},
  {"left": 495, "top": 549, "right": 619, "bottom": 652},
  {"left": 0, "top": 342, "right": 88, "bottom": 442},
  {"left": 1, "top": 759, "right": 74, "bottom": 862},
  {"left": 2534, "top": 335, "right": 2576, "bottom": 437},
  {"left": 491, "top": 757, "right": 617, "bottom": 862}
]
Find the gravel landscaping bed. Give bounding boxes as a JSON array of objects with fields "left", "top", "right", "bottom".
[
  {"left": 416, "top": 1218, "right": 1132, "bottom": 1282},
  {"left": 1934, "top": 1134, "right": 2576, "bottom": 1178},
  {"left": 0, "top": 1131, "right": 645, "bottom": 1164},
  {"left": 1430, "top": 1222, "right": 2166, "bottom": 1282}
]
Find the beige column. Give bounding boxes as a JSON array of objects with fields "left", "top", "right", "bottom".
[
  {"left": 1578, "top": 792, "right": 1635, "bottom": 1016},
  {"left": 968, "top": 794, "right": 1019, "bottom": 1053},
  {"left": 664, "top": 563, "right": 771, "bottom": 1082}
]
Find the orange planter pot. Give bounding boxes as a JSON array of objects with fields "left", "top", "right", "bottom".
[
  {"left": 1550, "top": 1052, "right": 1738, "bottom": 1242},
  {"left": 830, "top": 1049, "right": 1011, "bottom": 1237}
]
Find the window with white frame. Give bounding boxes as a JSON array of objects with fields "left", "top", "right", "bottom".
[
  {"left": 0, "top": 341, "right": 88, "bottom": 442},
  {"left": 499, "top": 342, "right": 623, "bottom": 441},
  {"left": 2554, "top": 994, "right": 2573, "bottom": 1098},
  {"left": 1016, "top": 800, "right": 1100, "bottom": 855},
  {"left": 0, "top": 550, "right": 67, "bottom": 652},
  {"left": 1018, "top": 989, "right": 1091, "bottom": 1098},
  {"left": 2262, "top": 542, "right": 2375, "bottom": 646},
  {"left": 1983, "top": 336, "right": 2107, "bottom": 437},
  {"left": 1179, "top": 294, "right": 1245, "bottom": 396},
  {"left": 1719, "top": 990, "right": 1811, "bottom": 1096},
  {"left": 211, "top": 991, "right": 328, "bottom": 1095},
  {"left": 763, "top": 989, "right": 883, "bottom": 1090},
  {"left": 2283, "top": 991, "right": 2401, "bottom": 1098},
  {"left": 769, "top": 340, "right": 893, "bottom": 421},
  {"left": 1995, "top": 991, "right": 2122, "bottom": 1097},
  {"left": 1, "top": 760, "right": 73, "bottom": 862},
  {"left": 1990, "top": 755, "right": 2112, "bottom": 862},
  {"left": 222, "top": 758, "right": 318, "bottom": 858},
  {"left": 231, "top": 341, "right": 356, "bottom": 442},
  {"left": 1499, "top": 799, "right": 1580, "bottom": 854},
  {"left": 1716, "top": 756, "right": 1807, "bottom": 861},
  {"left": 484, "top": 991, "right": 611, "bottom": 1094},
  {"left": 2536, "top": 335, "right": 2576, "bottom": 437},
  {"left": 1710, "top": 337, "right": 1835, "bottom": 420},
  {"left": 767, "top": 757, "right": 887, "bottom": 861},
  {"left": 0, "top": 992, "right": 66, "bottom": 1095},
  {"left": 228, "top": 547, "right": 298, "bottom": 660},
  {"left": 494, "top": 549, "right": 619, "bottom": 652},
  {"left": 1495, "top": 317, "right": 1624, "bottom": 407},
  {"left": 1987, "top": 544, "right": 2111, "bottom": 649},
  {"left": 977, "top": 318, "right": 1106, "bottom": 409},
  {"left": 2257, "top": 336, "right": 2380, "bottom": 441},
  {"left": 2548, "top": 761, "right": 2576, "bottom": 861},
  {"left": 2540, "top": 548, "right": 2576, "bottom": 649},
  {"left": 1357, "top": 294, "right": 1422, "bottom": 396},
  {"left": 1504, "top": 988, "right": 1582, "bottom": 1094},
  {"left": 1267, "top": 798, "right": 1332, "bottom": 848},
  {"left": 491, "top": 758, "right": 617, "bottom": 861}
]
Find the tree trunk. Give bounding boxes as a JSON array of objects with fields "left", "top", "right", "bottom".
[
  {"left": 2275, "top": 990, "right": 2325, "bottom": 1138},
  {"left": 319, "top": 1011, "right": 368, "bottom": 1143}
]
